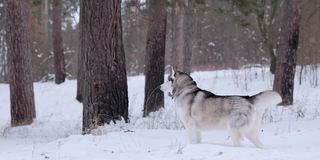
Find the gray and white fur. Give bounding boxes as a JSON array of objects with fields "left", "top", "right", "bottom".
[{"left": 160, "top": 66, "right": 282, "bottom": 148}]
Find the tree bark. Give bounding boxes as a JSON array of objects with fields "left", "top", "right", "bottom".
[
  {"left": 172, "top": 1, "right": 185, "bottom": 70},
  {"left": 171, "top": 0, "right": 193, "bottom": 74},
  {"left": 143, "top": 0, "right": 167, "bottom": 117},
  {"left": 183, "top": 0, "right": 194, "bottom": 74},
  {"left": 273, "top": 0, "right": 301, "bottom": 105},
  {"left": 52, "top": 0, "right": 66, "bottom": 84},
  {"left": 80, "top": 0, "right": 129, "bottom": 134},
  {"left": 76, "top": 0, "right": 84, "bottom": 102},
  {"left": 0, "top": 24, "right": 7, "bottom": 83},
  {"left": 5, "top": 0, "right": 36, "bottom": 126},
  {"left": 253, "top": 0, "right": 281, "bottom": 74},
  {"left": 269, "top": 49, "right": 277, "bottom": 74},
  {"left": 41, "top": 0, "right": 49, "bottom": 41},
  {"left": 76, "top": 51, "right": 84, "bottom": 102}
]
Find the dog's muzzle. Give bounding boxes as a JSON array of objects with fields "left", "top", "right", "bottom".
[{"left": 160, "top": 81, "right": 173, "bottom": 98}]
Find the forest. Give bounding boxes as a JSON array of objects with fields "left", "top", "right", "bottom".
[{"left": 0, "top": 0, "right": 320, "bottom": 159}]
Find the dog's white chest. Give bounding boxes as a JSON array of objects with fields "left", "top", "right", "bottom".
[{"left": 175, "top": 100, "right": 194, "bottom": 126}]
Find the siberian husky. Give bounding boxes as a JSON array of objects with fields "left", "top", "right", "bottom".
[{"left": 160, "top": 66, "right": 282, "bottom": 148}]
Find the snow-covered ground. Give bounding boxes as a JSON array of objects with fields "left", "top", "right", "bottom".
[{"left": 1, "top": 67, "right": 320, "bottom": 160}]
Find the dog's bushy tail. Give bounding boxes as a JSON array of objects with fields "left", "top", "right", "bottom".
[{"left": 252, "top": 90, "right": 282, "bottom": 112}]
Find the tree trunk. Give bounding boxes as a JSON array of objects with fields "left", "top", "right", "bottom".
[
  {"left": 135, "top": 0, "right": 141, "bottom": 34},
  {"left": 171, "top": 0, "right": 193, "bottom": 74},
  {"left": 41, "top": 0, "right": 49, "bottom": 41},
  {"left": 76, "top": 51, "right": 84, "bottom": 102},
  {"left": 269, "top": 49, "right": 277, "bottom": 74},
  {"left": 52, "top": 0, "right": 66, "bottom": 84},
  {"left": 254, "top": 0, "right": 281, "bottom": 74},
  {"left": 273, "top": 0, "right": 301, "bottom": 105},
  {"left": 80, "top": 0, "right": 129, "bottom": 134},
  {"left": 183, "top": 0, "right": 194, "bottom": 74},
  {"left": 76, "top": 0, "right": 85, "bottom": 103},
  {"left": 5, "top": 0, "right": 36, "bottom": 126},
  {"left": 172, "top": 1, "right": 184, "bottom": 70},
  {"left": 0, "top": 27, "right": 8, "bottom": 83},
  {"left": 143, "top": 0, "right": 167, "bottom": 117},
  {"left": 76, "top": 0, "right": 84, "bottom": 102}
]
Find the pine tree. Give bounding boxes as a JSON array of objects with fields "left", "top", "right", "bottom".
[
  {"left": 143, "top": 0, "right": 167, "bottom": 117},
  {"left": 80, "top": 0, "right": 129, "bottom": 134},
  {"left": 52, "top": 0, "right": 66, "bottom": 84},
  {"left": 171, "top": 0, "right": 194, "bottom": 74},
  {"left": 273, "top": 0, "right": 301, "bottom": 105},
  {"left": 5, "top": 0, "right": 36, "bottom": 126}
]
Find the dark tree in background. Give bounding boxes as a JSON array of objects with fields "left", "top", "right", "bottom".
[
  {"left": 171, "top": 0, "right": 194, "bottom": 74},
  {"left": 0, "top": 0, "right": 7, "bottom": 83},
  {"left": 1, "top": 0, "right": 319, "bottom": 82},
  {"left": 52, "top": 0, "right": 66, "bottom": 84},
  {"left": 76, "top": 0, "right": 84, "bottom": 102},
  {"left": 143, "top": 0, "right": 167, "bottom": 117},
  {"left": 273, "top": 0, "right": 302, "bottom": 105},
  {"left": 183, "top": 0, "right": 194, "bottom": 74},
  {"left": 80, "top": 0, "right": 129, "bottom": 134},
  {"left": 5, "top": 0, "right": 36, "bottom": 126},
  {"left": 171, "top": 0, "right": 184, "bottom": 70},
  {"left": 76, "top": 48, "right": 84, "bottom": 102},
  {"left": 253, "top": 0, "right": 281, "bottom": 74},
  {"left": 233, "top": 0, "right": 282, "bottom": 74},
  {"left": 42, "top": 0, "right": 49, "bottom": 43}
]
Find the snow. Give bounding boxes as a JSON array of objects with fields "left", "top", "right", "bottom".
[{"left": 1, "top": 67, "right": 320, "bottom": 160}]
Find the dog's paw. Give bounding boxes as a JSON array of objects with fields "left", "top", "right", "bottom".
[{"left": 255, "top": 143, "right": 264, "bottom": 149}]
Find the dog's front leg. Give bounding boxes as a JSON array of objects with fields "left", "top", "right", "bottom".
[{"left": 186, "top": 126, "right": 201, "bottom": 144}]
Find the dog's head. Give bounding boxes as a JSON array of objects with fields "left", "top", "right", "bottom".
[
  {"left": 160, "top": 66, "right": 175, "bottom": 96},
  {"left": 160, "top": 66, "right": 196, "bottom": 98}
]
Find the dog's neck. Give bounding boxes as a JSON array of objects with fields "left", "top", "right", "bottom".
[{"left": 172, "top": 80, "right": 198, "bottom": 100}]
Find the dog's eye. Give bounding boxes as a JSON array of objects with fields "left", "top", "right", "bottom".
[{"left": 168, "top": 78, "right": 173, "bottom": 82}]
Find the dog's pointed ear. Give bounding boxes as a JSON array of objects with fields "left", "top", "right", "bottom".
[
  {"left": 173, "top": 66, "right": 177, "bottom": 72},
  {"left": 167, "top": 65, "right": 176, "bottom": 81},
  {"left": 170, "top": 66, "right": 175, "bottom": 76}
]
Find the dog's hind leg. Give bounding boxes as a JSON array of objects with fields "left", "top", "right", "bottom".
[
  {"left": 228, "top": 112, "right": 248, "bottom": 147},
  {"left": 245, "top": 132, "right": 263, "bottom": 148},
  {"left": 230, "top": 129, "right": 243, "bottom": 147},
  {"left": 245, "top": 121, "right": 263, "bottom": 148},
  {"left": 245, "top": 115, "right": 264, "bottom": 148}
]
